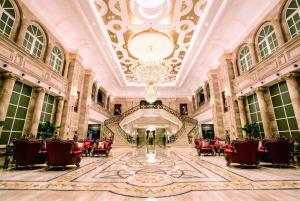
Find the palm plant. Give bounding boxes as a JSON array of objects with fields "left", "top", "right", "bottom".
[
  {"left": 242, "top": 122, "right": 259, "bottom": 139},
  {"left": 38, "top": 121, "right": 57, "bottom": 139}
]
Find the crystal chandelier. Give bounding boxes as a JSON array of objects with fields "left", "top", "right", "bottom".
[
  {"left": 144, "top": 84, "right": 159, "bottom": 103},
  {"left": 131, "top": 46, "right": 170, "bottom": 103},
  {"left": 132, "top": 49, "right": 170, "bottom": 85},
  {"left": 128, "top": 29, "right": 174, "bottom": 103}
]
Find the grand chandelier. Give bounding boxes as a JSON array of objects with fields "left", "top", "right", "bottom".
[
  {"left": 131, "top": 48, "right": 170, "bottom": 84},
  {"left": 128, "top": 29, "right": 174, "bottom": 103},
  {"left": 144, "top": 84, "right": 159, "bottom": 103}
]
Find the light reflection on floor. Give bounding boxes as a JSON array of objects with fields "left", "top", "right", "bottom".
[{"left": 0, "top": 146, "right": 300, "bottom": 200}]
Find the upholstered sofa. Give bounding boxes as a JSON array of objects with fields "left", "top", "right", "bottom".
[
  {"left": 195, "top": 139, "right": 215, "bottom": 156},
  {"left": 13, "top": 138, "right": 45, "bottom": 168},
  {"left": 46, "top": 139, "right": 82, "bottom": 169},
  {"left": 92, "top": 140, "right": 112, "bottom": 157},
  {"left": 258, "top": 138, "right": 291, "bottom": 166},
  {"left": 224, "top": 140, "right": 259, "bottom": 167}
]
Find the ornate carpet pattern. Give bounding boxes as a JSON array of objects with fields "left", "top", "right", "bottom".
[{"left": 0, "top": 147, "right": 300, "bottom": 198}]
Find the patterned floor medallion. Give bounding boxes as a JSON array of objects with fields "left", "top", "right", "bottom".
[{"left": 0, "top": 147, "right": 300, "bottom": 199}]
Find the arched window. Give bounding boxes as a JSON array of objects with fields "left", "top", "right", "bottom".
[
  {"left": 239, "top": 46, "right": 252, "bottom": 72},
  {"left": 286, "top": 0, "right": 300, "bottom": 38},
  {"left": 0, "top": 0, "right": 15, "bottom": 37},
  {"left": 23, "top": 24, "right": 44, "bottom": 58},
  {"left": 257, "top": 25, "right": 278, "bottom": 60},
  {"left": 49, "top": 46, "right": 63, "bottom": 72}
]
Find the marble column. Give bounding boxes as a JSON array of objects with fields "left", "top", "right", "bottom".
[
  {"left": 237, "top": 96, "right": 247, "bottom": 138},
  {"left": 232, "top": 57, "right": 239, "bottom": 78},
  {"left": 54, "top": 97, "right": 65, "bottom": 128},
  {"left": 285, "top": 74, "right": 300, "bottom": 129},
  {"left": 0, "top": 73, "right": 20, "bottom": 135},
  {"left": 78, "top": 69, "right": 95, "bottom": 139},
  {"left": 249, "top": 43, "right": 257, "bottom": 65},
  {"left": 273, "top": 18, "right": 285, "bottom": 47},
  {"left": 256, "top": 88, "right": 272, "bottom": 138},
  {"left": 63, "top": 57, "right": 71, "bottom": 79},
  {"left": 30, "top": 88, "right": 46, "bottom": 135}
]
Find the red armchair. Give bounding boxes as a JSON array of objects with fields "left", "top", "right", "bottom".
[
  {"left": 13, "top": 138, "right": 44, "bottom": 168},
  {"left": 213, "top": 139, "right": 227, "bottom": 155},
  {"left": 224, "top": 140, "right": 259, "bottom": 167},
  {"left": 77, "top": 139, "right": 93, "bottom": 156},
  {"left": 92, "top": 140, "right": 112, "bottom": 157},
  {"left": 258, "top": 139, "right": 291, "bottom": 166},
  {"left": 195, "top": 139, "right": 215, "bottom": 156},
  {"left": 46, "top": 139, "right": 82, "bottom": 170}
]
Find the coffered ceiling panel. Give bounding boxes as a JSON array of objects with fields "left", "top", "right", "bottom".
[{"left": 92, "top": 0, "right": 208, "bottom": 85}]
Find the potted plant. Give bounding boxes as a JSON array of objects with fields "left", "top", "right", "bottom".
[
  {"left": 242, "top": 122, "right": 260, "bottom": 139},
  {"left": 38, "top": 121, "right": 57, "bottom": 139}
]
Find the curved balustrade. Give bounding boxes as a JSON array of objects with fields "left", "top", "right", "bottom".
[{"left": 103, "top": 103, "right": 198, "bottom": 145}]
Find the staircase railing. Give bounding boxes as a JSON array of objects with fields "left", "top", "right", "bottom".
[{"left": 103, "top": 103, "right": 198, "bottom": 144}]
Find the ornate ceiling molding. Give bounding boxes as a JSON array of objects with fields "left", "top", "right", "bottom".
[{"left": 92, "top": 0, "right": 208, "bottom": 86}]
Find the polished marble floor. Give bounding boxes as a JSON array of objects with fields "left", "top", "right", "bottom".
[{"left": 0, "top": 146, "right": 300, "bottom": 200}]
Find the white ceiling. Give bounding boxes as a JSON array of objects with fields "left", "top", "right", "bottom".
[{"left": 22, "top": 0, "right": 281, "bottom": 97}]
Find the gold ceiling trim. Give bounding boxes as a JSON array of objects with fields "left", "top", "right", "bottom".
[{"left": 93, "top": 0, "right": 208, "bottom": 84}]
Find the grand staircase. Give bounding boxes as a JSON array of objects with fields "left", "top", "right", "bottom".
[{"left": 103, "top": 103, "right": 198, "bottom": 147}]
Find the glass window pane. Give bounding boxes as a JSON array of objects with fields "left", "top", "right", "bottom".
[
  {"left": 19, "top": 95, "right": 30, "bottom": 107},
  {"left": 3, "top": 117, "right": 13, "bottom": 130},
  {"left": 10, "top": 92, "right": 19, "bottom": 105},
  {"left": 274, "top": 106, "right": 285, "bottom": 119},
  {"left": 282, "top": 92, "right": 291, "bottom": 104},
  {"left": 269, "top": 85, "right": 279, "bottom": 95},
  {"left": 15, "top": 107, "right": 27, "bottom": 119},
  {"left": 279, "top": 81, "right": 288, "bottom": 92},
  {"left": 46, "top": 105, "right": 53, "bottom": 113},
  {"left": 6, "top": 104, "right": 16, "bottom": 117},
  {"left": 288, "top": 117, "right": 299, "bottom": 130},
  {"left": 249, "top": 104, "right": 255, "bottom": 112},
  {"left": 0, "top": 132, "right": 10, "bottom": 145},
  {"left": 277, "top": 119, "right": 289, "bottom": 131},
  {"left": 272, "top": 95, "right": 282, "bottom": 107},
  {"left": 13, "top": 82, "right": 22, "bottom": 92},
  {"left": 44, "top": 114, "right": 51, "bottom": 122},
  {"left": 285, "top": 104, "right": 295, "bottom": 117},
  {"left": 22, "top": 85, "right": 32, "bottom": 95},
  {"left": 251, "top": 114, "right": 258, "bottom": 122},
  {"left": 12, "top": 119, "right": 25, "bottom": 131}
]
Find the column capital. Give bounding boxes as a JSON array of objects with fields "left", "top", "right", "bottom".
[
  {"left": 35, "top": 87, "right": 47, "bottom": 93},
  {"left": 256, "top": 87, "right": 268, "bottom": 93},
  {"left": 281, "top": 72, "right": 300, "bottom": 81},
  {"left": 219, "top": 52, "right": 233, "bottom": 63},
  {"left": 56, "top": 96, "right": 65, "bottom": 101},
  {"left": 237, "top": 96, "right": 246, "bottom": 100},
  {"left": 1, "top": 72, "right": 21, "bottom": 81}
]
